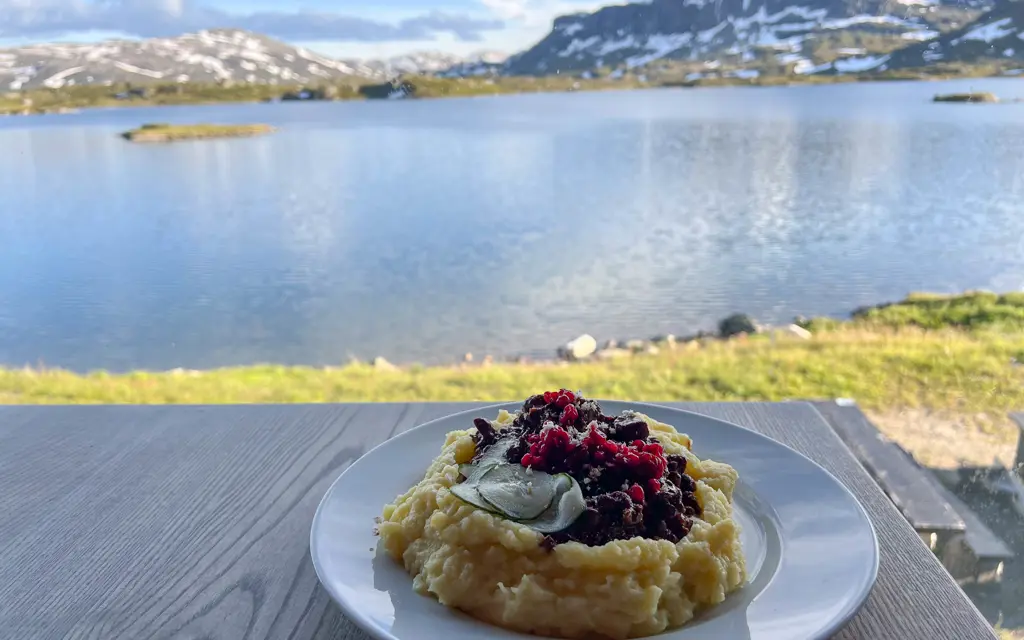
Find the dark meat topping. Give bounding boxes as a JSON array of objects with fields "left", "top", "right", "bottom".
[{"left": 470, "top": 390, "right": 703, "bottom": 548}]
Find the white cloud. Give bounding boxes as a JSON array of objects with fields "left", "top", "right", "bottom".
[
  {"left": 481, "top": 0, "right": 530, "bottom": 20},
  {"left": 0, "top": 0, "right": 504, "bottom": 42},
  {"left": 480, "top": 0, "right": 603, "bottom": 28}
]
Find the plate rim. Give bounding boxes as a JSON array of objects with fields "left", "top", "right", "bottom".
[{"left": 310, "top": 399, "right": 880, "bottom": 640}]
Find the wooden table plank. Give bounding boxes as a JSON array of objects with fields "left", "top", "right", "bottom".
[{"left": 0, "top": 402, "right": 995, "bottom": 640}]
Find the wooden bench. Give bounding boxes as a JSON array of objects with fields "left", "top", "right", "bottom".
[
  {"left": 1005, "top": 413, "right": 1024, "bottom": 516},
  {"left": 929, "top": 473, "right": 1014, "bottom": 586},
  {"left": 1012, "top": 413, "right": 1024, "bottom": 476},
  {"left": 811, "top": 400, "right": 965, "bottom": 549},
  {"left": 812, "top": 400, "right": 1015, "bottom": 590}
]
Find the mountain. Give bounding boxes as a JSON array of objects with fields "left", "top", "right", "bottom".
[
  {"left": 376, "top": 51, "right": 507, "bottom": 77},
  {"left": 0, "top": 30, "right": 508, "bottom": 91},
  {"left": 505, "top": 0, "right": 987, "bottom": 77},
  {"left": 435, "top": 51, "right": 509, "bottom": 77},
  {"left": 887, "top": 0, "right": 1024, "bottom": 67}
]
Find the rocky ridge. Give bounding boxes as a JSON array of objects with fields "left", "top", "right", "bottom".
[
  {"left": 504, "top": 0, "right": 993, "bottom": 77},
  {"left": 887, "top": 0, "right": 1024, "bottom": 67},
  {"left": 0, "top": 29, "right": 507, "bottom": 91}
]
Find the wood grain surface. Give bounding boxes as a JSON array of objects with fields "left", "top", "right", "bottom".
[{"left": 0, "top": 402, "right": 995, "bottom": 640}]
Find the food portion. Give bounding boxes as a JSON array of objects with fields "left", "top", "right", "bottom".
[{"left": 376, "top": 391, "right": 746, "bottom": 639}]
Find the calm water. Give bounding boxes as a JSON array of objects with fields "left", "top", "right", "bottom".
[{"left": 3, "top": 79, "right": 1024, "bottom": 372}]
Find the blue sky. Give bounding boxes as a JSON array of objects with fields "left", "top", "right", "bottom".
[{"left": 0, "top": 0, "right": 604, "bottom": 58}]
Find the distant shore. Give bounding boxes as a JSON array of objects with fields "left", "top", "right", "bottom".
[{"left": 1, "top": 66, "right": 1021, "bottom": 117}]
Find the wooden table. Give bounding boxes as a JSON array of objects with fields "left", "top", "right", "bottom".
[{"left": 0, "top": 402, "right": 996, "bottom": 640}]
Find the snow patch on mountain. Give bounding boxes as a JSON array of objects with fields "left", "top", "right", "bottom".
[
  {"left": 952, "top": 16, "right": 1014, "bottom": 42},
  {"left": 113, "top": 61, "right": 164, "bottom": 78},
  {"left": 833, "top": 54, "right": 890, "bottom": 71},
  {"left": 628, "top": 34, "right": 696, "bottom": 67},
  {"left": 42, "top": 66, "right": 86, "bottom": 88}
]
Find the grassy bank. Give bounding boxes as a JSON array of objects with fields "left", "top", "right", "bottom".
[
  {"left": 121, "top": 122, "right": 275, "bottom": 142},
  {"left": 3, "top": 293, "right": 1023, "bottom": 420},
  {"left": 0, "top": 61, "right": 1019, "bottom": 116},
  {"left": 3, "top": 327, "right": 1022, "bottom": 411},
  {"left": 0, "top": 76, "right": 637, "bottom": 115}
]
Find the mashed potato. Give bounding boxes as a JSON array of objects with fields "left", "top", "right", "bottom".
[{"left": 377, "top": 410, "right": 746, "bottom": 639}]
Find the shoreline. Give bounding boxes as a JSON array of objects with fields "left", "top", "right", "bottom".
[
  {"left": 1, "top": 293, "right": 1023, "bottom": 460},
  {"left": 2, "top": 290, "right": 1023, "bottom": 376},
  {"left": 1, "top": 69, "right": 1021, "bottom": 117}
]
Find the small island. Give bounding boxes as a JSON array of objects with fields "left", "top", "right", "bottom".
[
  {"left": 121, "top": 123, "right": 275, "bottom": 142},
  {"left": 933, "top": 92, "right": 999, "bottom": 103}
]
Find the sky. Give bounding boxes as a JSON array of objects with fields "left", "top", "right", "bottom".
[{"left": 0, "top": 0, "right": 606, "bottom": 58}]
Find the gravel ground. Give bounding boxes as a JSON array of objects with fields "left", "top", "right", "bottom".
[{"left": 867, "top": 409, "right": 1020, "bottom": 470}]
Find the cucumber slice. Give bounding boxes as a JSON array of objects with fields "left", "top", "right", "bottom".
[
  {"left": 459, "top": 438, "right": 514, "bottom": 483},
  {"left": 477, "top": 465, "right": 559, "bottom": 520},
  {"left": 478, "top": 438, "right": 514, "bottom": 465},
  {"left": 451, "top": 438, "right": 514, "bottom": 510},
  {"left": 449, "top": 479, "right": 499, "bottom": 513},
  {"left": 519, "top": 474, "right": 587, "bottom": 534},
  {"left": 451, "top": 437, "right": 587, "bottom": 535}
]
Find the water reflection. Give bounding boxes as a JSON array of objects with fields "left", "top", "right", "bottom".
[{"left": 1, "top": 79, "right": 1024, "bottom": 371}]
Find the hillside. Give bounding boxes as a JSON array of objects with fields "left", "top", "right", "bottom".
[
  {"left": 888, "top": 0, "right": 1024, "bottom": 67},
  {"left": 0, "top": 29, "right": 506, "bottom": 91},
  {"left": 505, "top": 0, "right": 986, "bottom": 77}
]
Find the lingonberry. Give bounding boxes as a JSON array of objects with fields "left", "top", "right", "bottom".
[
  {"left": 627, "top": 484, "right": 645, "bottom": 503},
  {"left": 560, "top": 405, "right": 579, "bottom": 425}
]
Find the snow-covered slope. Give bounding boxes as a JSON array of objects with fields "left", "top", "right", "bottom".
[
  {"left": 372, "top": 51, "right": 507, "bottom": 77},
  {"left": 0, "top": 30, "right": 368, "bottom": 90},
  {"left": 887, "top": 0, "right": 1024, "bottom": 66},
  {"left": 505, "top": 0, "right": 985, "bottom": 75},
  {"left": 0, "top": 30, "right": 508, "bottom": 91}
]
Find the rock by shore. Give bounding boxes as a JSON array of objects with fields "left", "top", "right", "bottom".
[{"left": 365, "top": 311, "right": 816, "bottom": 370}]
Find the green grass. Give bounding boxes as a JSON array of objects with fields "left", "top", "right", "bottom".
[
  {"left": 1, "top": 329, "right": 1021, "bottom": 411},
  {"left": 850, "top": 291, "right": 1024, "bottom": 331},
  {"left": 121, "top": 122, "right": 275, "bottom": 142},
  {"left": 3, "top": 293, "right": 1023, "bottom": 412}
]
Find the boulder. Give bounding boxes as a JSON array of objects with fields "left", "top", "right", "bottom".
[
  {"left": 373, "top": 357, "right": 398, "bottom": 371},
  {"left": 719, "top": 314, "right": 758, "bottom": 338},
  {"left": 651, "top": 334, "right": 677, "bottom": 348},
  {"left": 595, "top": 348, "right": 632, "bottom": 360},
  {"left": 559, "top": 334, "right": 598, "bottom": 360},
  {"left": 786, "top": 324, "right": 812, "bottom": 340},
  {"left": 625, "top": 339, "right": 647, "bottom": 352}
]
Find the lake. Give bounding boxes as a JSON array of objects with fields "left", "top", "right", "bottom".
[{"left": 2, "top": 78, "right": 1024, "bottom": 372}]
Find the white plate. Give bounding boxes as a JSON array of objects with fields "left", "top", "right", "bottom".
[{"left": 311, "top": 401, "right": 879, "bottom": 640}]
